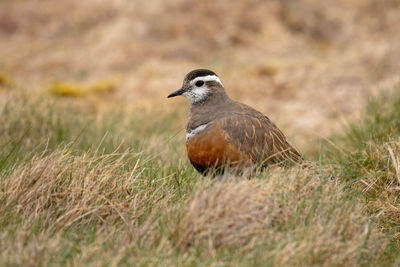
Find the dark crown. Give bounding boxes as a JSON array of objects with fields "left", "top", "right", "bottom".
[{"left": 185, "top": 69, "right": 218, "bottom": 82}]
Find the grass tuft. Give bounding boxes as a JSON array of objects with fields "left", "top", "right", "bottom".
[{"left": 0, "top": 88, "right": 400, "bottom": 265}]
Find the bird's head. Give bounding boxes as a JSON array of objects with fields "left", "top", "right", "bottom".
[{"left": 168, "top": 69, "right": 227, "bottom": 105}]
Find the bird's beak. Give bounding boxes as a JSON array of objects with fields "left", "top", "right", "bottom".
[{"left": 167, "top": 88, "right": 185, "bottom": 98}]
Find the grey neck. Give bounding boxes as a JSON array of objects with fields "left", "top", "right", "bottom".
[{"left": 187, "top": 91, "right": 232, "bottom": 131}]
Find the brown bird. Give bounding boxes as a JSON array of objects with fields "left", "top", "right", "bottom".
[{"left": 168, "top": 69, "right": 301, "bottom": 174}]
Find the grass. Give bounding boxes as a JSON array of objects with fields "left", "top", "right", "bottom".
[
  {"left": 324, "top": 88, "right": 400, "bottom": 264},
  {"left": 0, "top": 92, "right": 185, "bottom": 172},
  {"left": 0, "top": 86, "right": 400, "bottom": 266}
]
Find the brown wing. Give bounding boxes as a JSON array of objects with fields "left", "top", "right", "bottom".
[{"left": 222, "top": 111, "right": 301, "bottom": 167}]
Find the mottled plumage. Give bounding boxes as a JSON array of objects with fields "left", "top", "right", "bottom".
[{"left": 168, "top": 69, "right": 301, "bottom": 174}]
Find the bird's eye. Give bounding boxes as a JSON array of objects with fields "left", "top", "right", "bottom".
[{"left": 195, "top": 80, "right": 204, "bottom": 87}]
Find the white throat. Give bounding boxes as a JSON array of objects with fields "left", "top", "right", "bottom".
[
  {"left": 186, "top": 123, "right": 209, "bottom": 140},
  {"left": 183, "top": 87, "right": 209, "bottom": 104}
]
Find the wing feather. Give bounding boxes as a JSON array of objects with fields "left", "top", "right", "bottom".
[{"left": 221, "top": 109, "right": 301, "bottom": 167}]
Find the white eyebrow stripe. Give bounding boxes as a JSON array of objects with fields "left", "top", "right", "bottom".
[{"left": 192, "top": 75, "right": 223, "bottom": 86}]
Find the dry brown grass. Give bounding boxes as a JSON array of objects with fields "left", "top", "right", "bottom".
[
  {"left": 340, "top": 139, "right": 400, "bottom": 239},
  {"left": 0, "top": 147, "right": 179, "bottom": 265},
  {"left": 0, "top": 149, "right": 386, "bottom": 265},
  {"left": 179, "top": 179, "right": 280, "bottom": 250},
  {"left": 176, "top": 166, "right": 385, "bottom": 265},
  {"left": 0, "top": 89, "right": 399, "bottom": 265},
  {"left": 3, "top": 150, "right": 137, "bottom": 230}
]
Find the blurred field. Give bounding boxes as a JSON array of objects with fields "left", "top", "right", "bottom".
[
  {"left": 1, "top": 0, "right": 400, "bottom": 147},
  {"left": 1, "top": 0, "right": 400, "bottom": 266}
]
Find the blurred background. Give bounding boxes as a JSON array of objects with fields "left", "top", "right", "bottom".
[{"left": 1, "top": 0, "right": 400, "bottom": 149}]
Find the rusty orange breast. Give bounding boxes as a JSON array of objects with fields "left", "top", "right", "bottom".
[{"left": 186, "top": 123, "right": 251, "bottom": 170}]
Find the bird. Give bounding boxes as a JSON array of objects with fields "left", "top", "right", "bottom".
[{"left": 167, "top": 69, "right": 301, "bottom": 174}]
